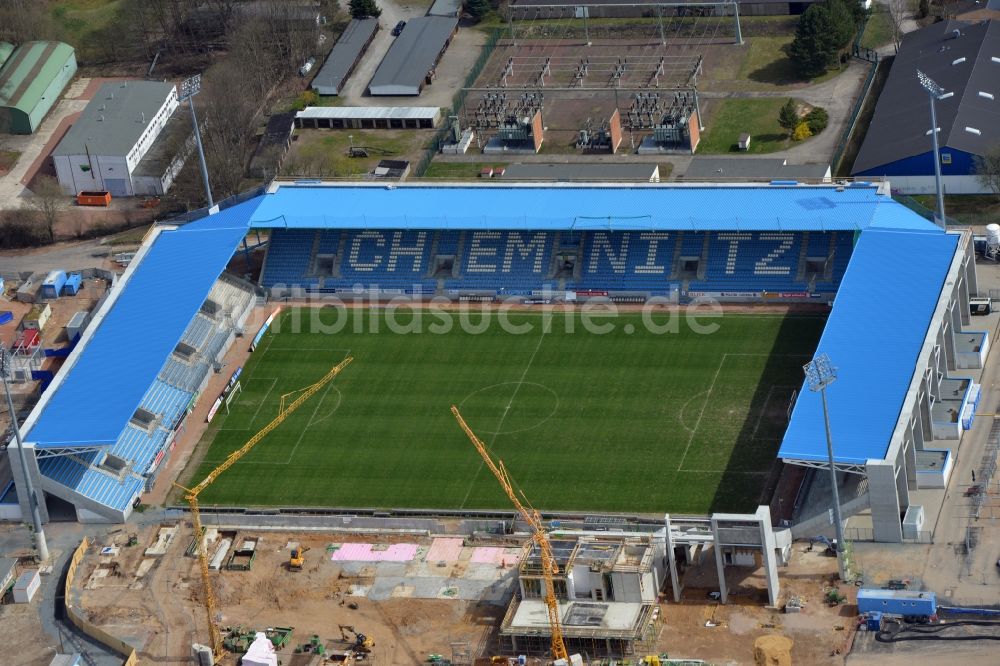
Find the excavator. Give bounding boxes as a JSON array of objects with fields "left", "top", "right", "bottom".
[
  {"left": 289, "top": 545, "right": 310, "bottom": 571},
  {"left": 338, "top": 625, "right": 374, "bottom": 653}
]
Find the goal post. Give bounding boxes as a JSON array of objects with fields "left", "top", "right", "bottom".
[{"left": 224, "top": 381, "right": 242, "bottom": 414}]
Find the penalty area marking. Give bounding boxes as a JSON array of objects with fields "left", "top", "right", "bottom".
[{"left": 200, "top": 384, "right": 343, "bottom": 467}]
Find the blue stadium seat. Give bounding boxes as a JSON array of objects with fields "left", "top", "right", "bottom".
[
  {"left": 260, "top": 229, "right": 852, "bottom": 297},
  {"left": 38, "top": 454, "right": 144, "bottom": 513},
  {"left": 689, "top": 231, "right": 809, "bottom": 293},
  {"left": 576, "top": 231, "right": 678, "bottom": 293}
]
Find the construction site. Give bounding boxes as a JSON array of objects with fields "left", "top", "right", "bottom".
[{"left": 52, "top": 395, "right": 858, "bottom": 666}]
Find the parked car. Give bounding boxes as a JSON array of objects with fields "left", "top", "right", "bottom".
[{"left": 392, "top": 21, "right": 406, "bottom": 36}]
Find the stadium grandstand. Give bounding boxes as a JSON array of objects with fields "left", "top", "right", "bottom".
[{"left": 3, "top": 183, "right": 981, "bottom": 543}]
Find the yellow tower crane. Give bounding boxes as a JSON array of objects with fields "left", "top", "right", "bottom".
[
  {"left": 450, "top": 405, "right": 569, "bottom": 662},
  {"left": 176, "top": 356, "right": 354, "bottom": 659}
]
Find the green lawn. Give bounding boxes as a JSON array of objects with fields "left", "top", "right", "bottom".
[
  {"left": 51, "top": 0, "right": 121, "bottom": 50},
  {"left": 738, "top": 36, "right": 844, "bottom": 88},
  {"left": 860, "top": 9, "right": 893, "bottom": 50},
  {"left": 282, "top": 130, "right": 435, "bottom": 178},
  {"left": 698, "top": 98, "right": 796, "bottom": 154},
  {"left": 422, "top": 162, "right": 508, "bottom": 179},
  {"left": 187, "top": 309, "right": 824, "bottom": 514}
]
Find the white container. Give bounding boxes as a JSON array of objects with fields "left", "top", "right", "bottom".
[
  {"left": 13, "top": 569, "right": 40, "bottom": 603},
  {"left": 987, "top": 223, "right": 1000, "bottom": 247}
]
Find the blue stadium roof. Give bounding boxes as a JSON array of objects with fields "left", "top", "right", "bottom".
[
  {"left": 26, "top": 223, "right": 248, "bottom": 447},
  {"left": 779, "top": 229, "right": 960, "bottom": 465},
  {"left": 249, "top": 184, "right": 941, "bottom": 232}
]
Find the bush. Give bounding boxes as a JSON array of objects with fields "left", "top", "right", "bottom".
[
  {"left": 0, "top": 210, "right": 46, "bottom": 249},
  {"left": 805, "top": 107, "right": 829, "bottom": 134},
  {"left": 290, "top": 90, "right": 318, "bottom": 112},
  {"left": 792, "top": 122, "right": 813, "bottom": 141}
]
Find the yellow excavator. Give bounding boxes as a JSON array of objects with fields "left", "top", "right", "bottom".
[
  {"left": 289, "top": 545, "right": 310, "bottom": 571},
  {"left": 338, "top": 625, "right": 374, "bottom": 653}
]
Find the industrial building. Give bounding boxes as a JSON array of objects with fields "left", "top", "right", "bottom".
[
  {"left": 682, "top": 157, "right": 831, "bottom": 182},
  {"left": 51, "top": 80, "right": 190, "bottom": 197},
  {"left": 852, "top": 20, "right": 1000, "bottom": 193},
  {"left": 311, "top": 18, "right": 378, "bottom": 96},
  {"left": 367, "top": 17, "right": 459, "bottom": 96},
  {"left": 294, "top": 106, "right": 440, "bottom": 129},
  {"left": 0, "top": 41, "right": 77, "bottom": 134},
  {"left": 501, "top": 163, "right": 661, "bottom": 182}
]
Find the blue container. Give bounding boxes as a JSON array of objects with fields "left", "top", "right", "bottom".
[
  {"left": 41, "top": 270, "right": 67, "bottom": 299},
  {"left": 62, "top": 273, "right": 82, "bottom": 295},
  {"left": 857, "top": 589, "right": 936, "bottom": 617}
]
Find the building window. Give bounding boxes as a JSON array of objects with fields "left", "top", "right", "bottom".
[{"left": 941, "top": 153, "right": 952, "bottom": 165}]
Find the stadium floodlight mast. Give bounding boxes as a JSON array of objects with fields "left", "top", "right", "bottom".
[
  {"left": 0, "top": 346, "right": 48, "bottom": 562},
  {"left": 917, "top": 69, "right": 951, "bottom": 229},
  {"left": 179, "top": 74, "right": 214, "bottom": 209},
  {"left": 803, "top": 353, "right": 846, "bottom": 581}
]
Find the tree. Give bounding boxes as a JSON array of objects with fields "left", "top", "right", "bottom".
[
  {"left": 975, "top": 145, "right": 1000, "bottom": 198},
  {"left": 467, "top": 0, "right": 491, "bottom": 20},
  {"left": 349, "top": 0, "right": 381, "bottom": 19},
  {"left": 823, "top": 0, "right": 856, "bottom": 52},
  {"left": 789, "top": 4, "right": 840, "bottom": 79},
  {"left": 884, "top": 0, "right": 908, "bottom": 53},
  {"left": 918, "top": 0, "right": 929, "bottom": 19},
  {"left": 28, "top": 176, "right": 66, "bottom": 243},
  {"left": 805, "top": 106, "right": 829, "bottom": 134},
  {"left": 793, "top": 122, "right": 813, "bottom": 141},
  {"left": 778, "top": 99, "right": 800, "bottom": 135}
]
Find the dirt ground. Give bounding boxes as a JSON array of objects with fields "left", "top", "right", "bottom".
[
  {"left": 75, "top": 519, "right": 859, "bottom": 665},
  {"left": 79, "top": 525, "right": 503, "bottom": 665}
]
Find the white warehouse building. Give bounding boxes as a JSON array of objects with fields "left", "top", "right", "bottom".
[{"left": 52, "top": 80, "right": 190, "bottom": 197}]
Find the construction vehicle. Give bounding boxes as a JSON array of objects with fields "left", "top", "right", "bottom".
[
  {"left": 808, "top": 535, "right": 837, "bottom": 556},
  {"left": 175, "top": 357, "right": 353, "bottom": 660},
  {"left": 451, "top": 405, "right": 569, "bottom": 662},
  {"left": 289, "top": 545, "right": 310, "bottom": 571},
  {"left": 338, "top": 625, "right": 374, "bottom": 653}
]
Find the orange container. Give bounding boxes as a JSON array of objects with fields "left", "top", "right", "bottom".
[{"left": 77, "top": 190, "right": 112, "bottom": 206}]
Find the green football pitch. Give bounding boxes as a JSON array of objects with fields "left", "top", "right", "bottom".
[{"left": 188, "top": 307, "right": 825, "bottom": 514}]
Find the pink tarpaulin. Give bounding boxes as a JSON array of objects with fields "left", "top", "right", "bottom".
[
  {"left": 330, "top": 543, "right": 419, "bottom": 562},
  {"left": 470, "top": 547, "right": 519, "bottom": 565},
  {"left": 425, "top": 538, "right": 464, "bottom": 562}
]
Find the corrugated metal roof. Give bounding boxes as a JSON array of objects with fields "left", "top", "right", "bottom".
[
  {"left": 250, "top": 183, "right": 941, "bottom": 232},
  {"left": 52, "top": 81, "right": 175, "bottom": 158},
  {"left": 311, "top": 18, "right": 378, "bottom": 95},
  {"left": 296, "top": 106, "right": 440, "bottom": 120},
  {"left": 853, "top": 20, "right": 1000, "bottom": 173},
  {"left": 25, "top": 213, "right": 254, "bottom": 447},
  {"left": 0, "top": 41, "right": 75, "bottom": 113},
  {"left": 368, "top": 17, "right": 458, "bottom": 95},
  {"left": 0, "top": 42, "right": 14, "bottom": 69},
  {"left": 779, "top": 229, "right": 960, "bottom": 465},
  {"left": 428, "top": 0, "right": 462, "bottom": 16}
]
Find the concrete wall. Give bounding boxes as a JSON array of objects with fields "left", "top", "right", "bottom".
[{"left": 54, "top": 154, "right": 129, "bottom": 196}]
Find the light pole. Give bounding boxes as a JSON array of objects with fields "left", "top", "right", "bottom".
[
  {"left": 803, "top": 353, "right": 846, "bottom": 581},
  {"left": 179, "top": 74, "right": 214, "bottom": 208},
  {"left": 0, "top": 347, "right": 48, "bottom": 562},
  {"left": 917, "top": 70, "right": 951, "bottom": 229}
]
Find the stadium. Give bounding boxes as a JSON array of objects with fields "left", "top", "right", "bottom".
[{"left": 4, "top": 182, "right": 979, "bottom": 544}]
